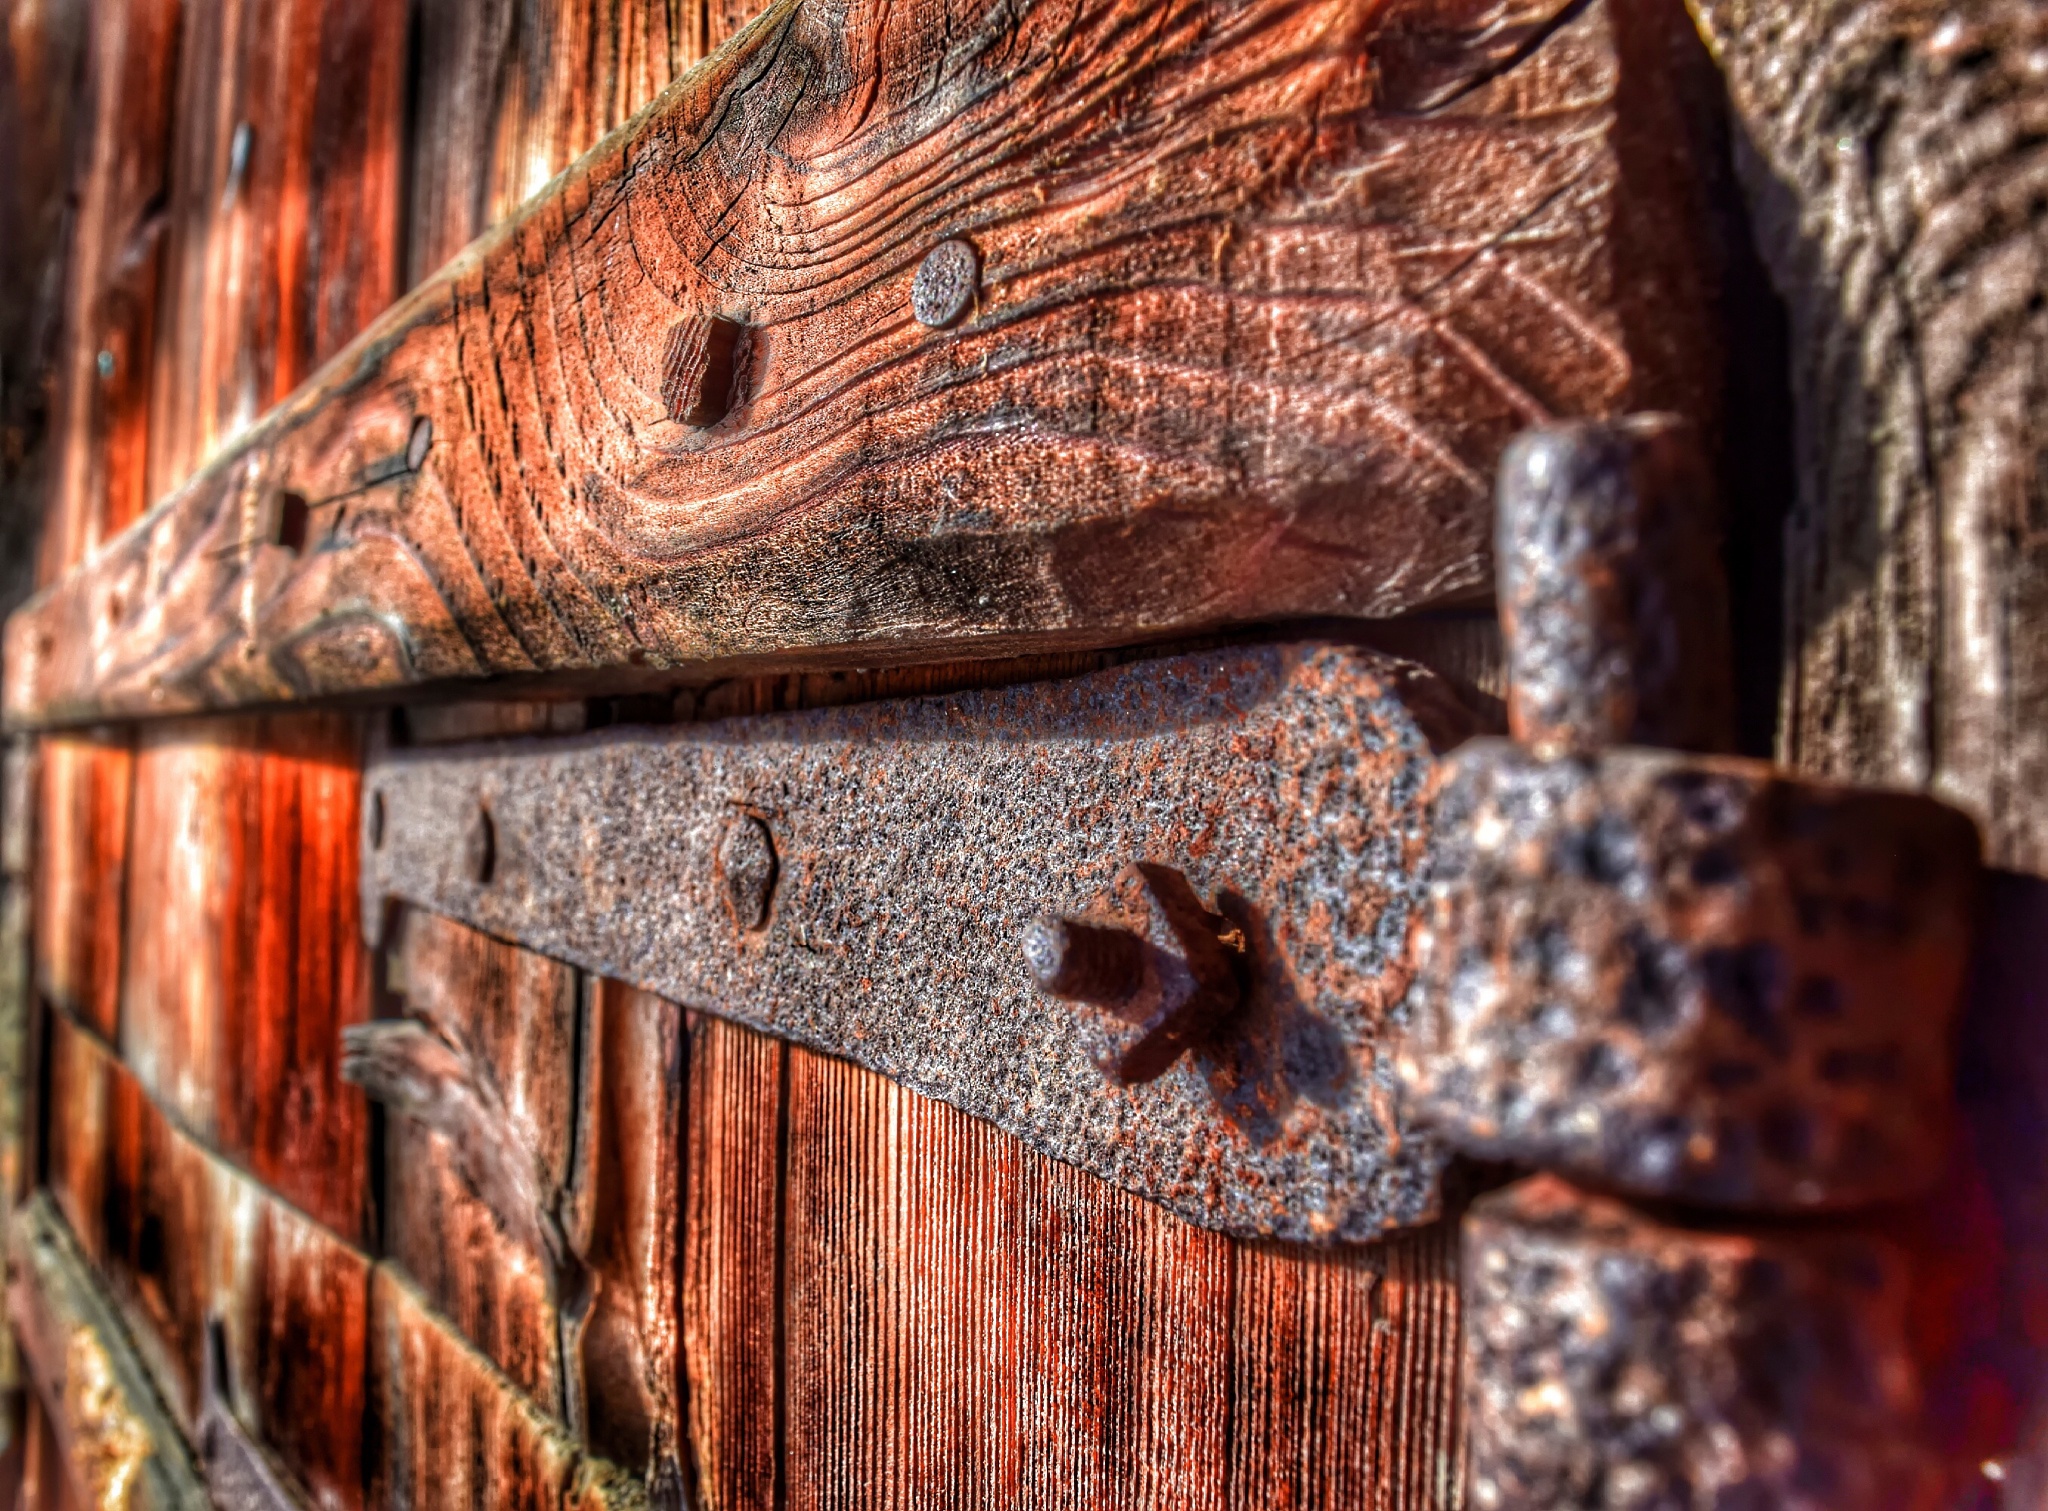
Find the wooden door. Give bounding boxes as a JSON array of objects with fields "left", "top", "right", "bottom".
[{"left": 0, "top": 0, "right": 2042, "bottom": 1507}]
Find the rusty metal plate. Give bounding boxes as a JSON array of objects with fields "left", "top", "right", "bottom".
[{"left": 363, "top": 643, "right": 1468, "bottom": 1242}]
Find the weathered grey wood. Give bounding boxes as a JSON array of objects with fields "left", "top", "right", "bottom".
[{"left": 1691, "top": 0, "right": 2048, "bottom": 872}]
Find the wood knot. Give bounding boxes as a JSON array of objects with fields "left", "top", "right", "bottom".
[{"left": 661, "top": 314, "right": 747, "bottom": 426}]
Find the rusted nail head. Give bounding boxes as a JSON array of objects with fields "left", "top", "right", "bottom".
[
  {"left": 719, "top": 814, "right": 777, "bottom": 931},
  {"left": 912, "top": 239, "right": 979, "bottom": 328},
  {"left": 1022, "top": 915, "right": 1145, "bottom": 1002}
]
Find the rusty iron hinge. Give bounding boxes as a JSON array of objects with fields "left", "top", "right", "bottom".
[{"left": 361, "top": 640, "right": 1476, "bottom": 1243}]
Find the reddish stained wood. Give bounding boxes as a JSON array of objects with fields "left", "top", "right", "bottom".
[
  {"left": 571, "top": 979, "right": 685, "bottom": 1490},
  {"left": 118, "top": 713, "right": 372, "bottom": 1241},
  {"left": 782, "top": 1045, "right": 1232, "bottom": 1506},
  {"left": 143, "top": 0, "right": 408, "bottom": 504},
  {"left": 39, "top": 1010, "right": 372, "bottom": 1511},
  {"left": 34, "top": 0, "right": 181, "bottom": 583},
  {"left": 405, "top": 0, "right": 729, "bottom": 286},
  {"left": 384, "top": 910, "right": 578, "bottom": 1413},
  {"left": 770, "top": 1041, "right": 1465, "bottom": 1509},
  {"left": 32, "top": 733, "right": 132, "bottom": 1039},
  {"left": 5, "top": 0, "right": 1728, "bottom": 729},
  {"left": 680, "top": 1012, "right": 782, "bottom": 1511},
  {"left": 369, "top": 1265, "right": 603, "bottom": 1511}
]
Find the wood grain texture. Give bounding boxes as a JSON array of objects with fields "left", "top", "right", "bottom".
[
  {"left": 679, "top": 1012, "right": 781, "bottom": 1511},
  {"left": 31, "top": 0, "right": 181, "bottom": 584},
  {"left": 1689, "top": 0, "right": 2048, "bottom": 871},
  {"left": 405, "top": 0, "right": 734, "bottom": 287},
  {"left": 369, "top": 1264, "right": 641, "bottom": 1511},
  {"left": 6, "top": 0, "right": 1726, "bottom": 729},
  {"left": 571, "top": 980, "right": 685, "bottom": 1494},
  {"left": 32, "top": 733, "right": 132, "bottom": 1040},
  {"left": 40, "top": 1010, "right": 372, "bottom": 1511},
  {"left": 777, "top": 1042, "right": 1464, "bottom": 1510},
  {"left": 142, "top": 0, "right": 409, "bottom": 505},
  {"left": 383, "top": 910, "right": 579, "bottom": 1415},
  {"left": 118, "top": 713, "right": 372, "bottom": 1241}
]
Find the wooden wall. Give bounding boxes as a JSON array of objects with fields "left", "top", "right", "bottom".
[{"left": 16, "top": 0, "right": 1464, "bottom": 1505}]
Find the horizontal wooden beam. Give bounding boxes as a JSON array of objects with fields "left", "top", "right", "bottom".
[{"left": 4, "top": 0, "right": 1725, "bottom": 729}]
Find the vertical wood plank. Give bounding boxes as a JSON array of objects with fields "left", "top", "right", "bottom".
[
  {"left": 145, "top": 0, "right": 407, "bottom": 499},
  {"left": 680, "top": 1011, "right": 782, "bottom": 1511},
  {"left": 32, "top": 735, "right": 132, "bottom": 1040},
  {"left": 34, "top": 0, "right": 180, "bottom": 582},
  {"left": 404, "top": 0, "right": 722, "bottom": 288},
  {"left": 385, "top": 910, "right": 578, "bottom": 1414},
  {"left": 370, "top": 1264, "right": 584, "bottom": 1511},
  {"left": 38, "top": 1008, "right": 373, "bottom": 1511},
  {"left": 1229, "top": 1225, "right": 1462, "bottom": 1511},
  {"left": 574, "top": 980, "right": 685, "bottom": 1490},
  {"left": 782, "top": 1045, "right": 1235, "bottom": 1511},
  {"left": 120, "top": 714, "right": 372, "bottom": 1242}
]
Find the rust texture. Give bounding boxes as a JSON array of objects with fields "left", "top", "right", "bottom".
[
  {"left": 1464, "top": 1176, "right": 1944, "bottom": 1510},
  {"left": 365, "top": 642, "right": 1471, "bottom": 1242},
  {"left": 8, "top": 1193, "right": 212, "bottom": 1511},
  {"left": 1400, "top": 738, "right": 1980, "bottom": 1209},
  {"left": 1495, "top": 414, "right": 1733, "bottom": 755},
  {"left": 2, "top": 0, "right": 1731, "bottom": 730}
]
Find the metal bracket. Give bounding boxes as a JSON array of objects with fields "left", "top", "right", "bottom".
[{"left": 363, "top": 642, "right": 1471, "bottom": 1243}]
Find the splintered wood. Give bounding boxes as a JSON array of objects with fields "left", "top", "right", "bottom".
[{"left": 5, "top": 0, "right": 1726, "bottom": 727}]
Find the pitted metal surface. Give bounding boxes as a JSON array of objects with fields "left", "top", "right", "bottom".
[
  {"left": 1399, "top": 739, "right": 1982, "bottom": 1209},
  {"left": 363, "top": 643, "right": 1472, "bottom": 1241},
  {"left": 1464, "top": 1176, "right": 1944, "bottom": 1510}
]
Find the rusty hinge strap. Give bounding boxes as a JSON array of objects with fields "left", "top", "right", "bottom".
[{"left": 363, "top": 642, "right": 1470, "bottom": 1242}]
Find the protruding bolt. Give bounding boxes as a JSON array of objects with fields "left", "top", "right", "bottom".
[
  {"left": 912, "top": 239, "right": 979, "bottom": 328},
  {"left": 1025, "top": 863, "right": 1247, "bottom": 1086},
  {"left": 1022, "top": 916, "right": 1146, "bottom": 1002},
  {"left": 718, "top": 813, "right": 777, "bottom": 931},
  {"left": 465, "top": 804, "right": 496, "bottom": 886}
]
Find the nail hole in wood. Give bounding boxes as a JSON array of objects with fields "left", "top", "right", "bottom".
[
  {"left": 466, "top": 804, "right": 496, "bottom": 885},
  {"left": 369, "top": 791, "right": 385, "bottom": 850},
  {"left": 272, "top": 491, "right": 310, "bottom": 554},
  {"left": 661, "top": 315, "right": 745, "bottom": 427}
]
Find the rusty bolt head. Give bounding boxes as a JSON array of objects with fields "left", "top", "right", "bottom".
[
  {"left": 911, "top": 239, "right": 979, "bottom": 328},
  {"left": 718, "top": 814, "right": 777, "bottom": 931},
  {"left": 1022, "top": 916, "right": 1146, "bottom": 1002},
  {"left": 464, "top": 804, "right": 496, "bottom": 886}
]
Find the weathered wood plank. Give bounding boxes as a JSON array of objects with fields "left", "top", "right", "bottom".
[
  {"left": 118, "top": 713, "right": 373, "bottom": 1242},
  {"left": 369, "top": 1265, "right": 644, "bottom": 1511},
  {"left": 6, "top": 0, "right": 1726, "bottom": 729},
  {"left": 32, "top": 0, "right": 181, "bottom": 584},
  {"left": 32, "top": 734, "right": 133, "bottom": 1040},
  {"left": 406, "top": 0, "right": 734, "bottom": 287},
  {"left": 1689, "top": 0, "right": 2048, "bottom": 871},
  {"left": 680, "top": 1012, "right": 781, "bottom": 1511},
  {"left": 38, "top": 1010, "right": 373, "bottom": 1511},
  {"left": 8, "top": 1192, "right": 212, "bottom": 1511},
  {"left": 143, "top": 0, "right": 409, "bottom": 505},
  {"left": 569, "top": 980, "right": 685, "bottom": 1494},
  {"left": 381, "top": 910, "right": 579, "bottom": 1415}
]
